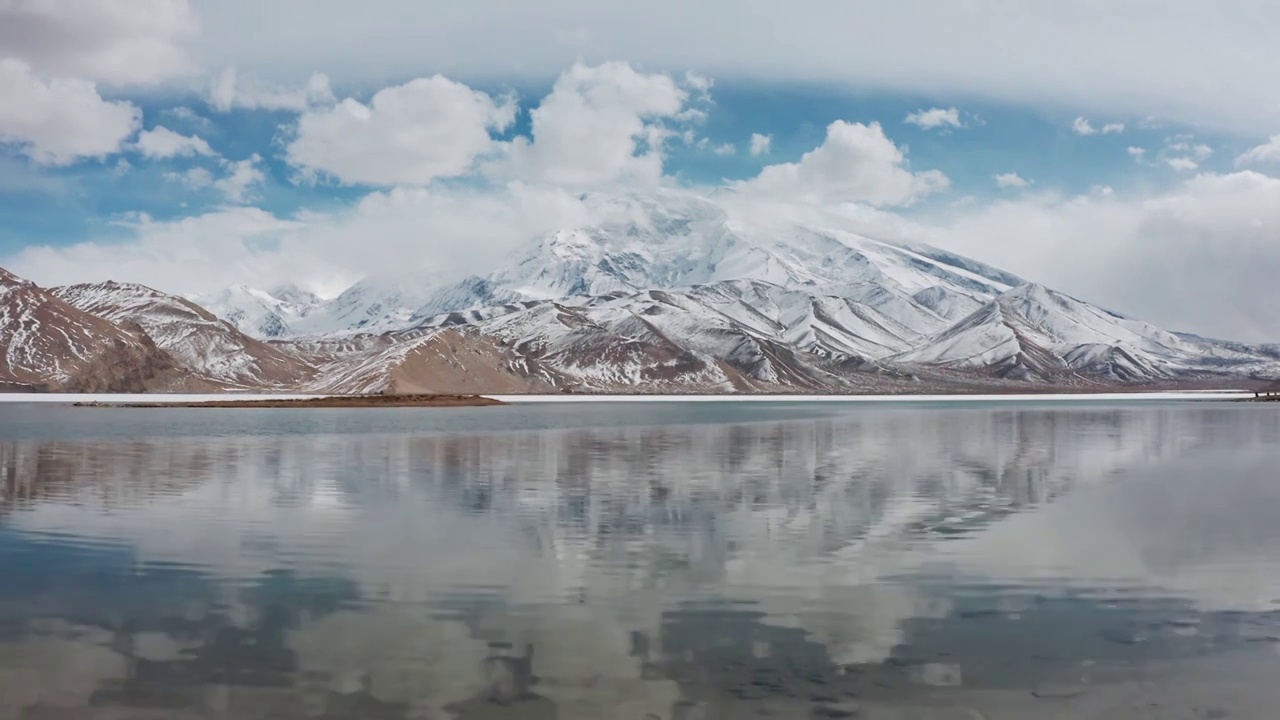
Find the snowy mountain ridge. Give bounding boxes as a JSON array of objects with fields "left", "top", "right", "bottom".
[
  {"left": 4, "top": 190, "right": 1278, "bottom": 393},
  {"left": 223, "top": 190, "right": 1022, "bottom": 342}
]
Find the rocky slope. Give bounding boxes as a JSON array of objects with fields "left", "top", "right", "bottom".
[
  {"left": 0, "top": 269, "right": 176, "bottom": 392},
  {"left": 53, "top": 281, "right": 318, "bottom": 388},
  {"left": 890, "top": 283, "right": 1280, "bottom": 382}
]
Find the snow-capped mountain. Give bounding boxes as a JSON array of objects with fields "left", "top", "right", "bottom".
[
  {"left": 289, "top": 273, "right": 445, "bottom": 338},
  {"left": 1, "top": 269, "right": 175, "bottom": 392},
  {"left": 209, "top": 190, "right": 1022, "bottom": 342},
  {"left": 4, "top": 190, "right": 1279, "bottom": 394},
  {"left": 53, "top": 281, "right": 317, "bottom": 388},
  {"left": 410, "top": 191, "right": 1021, "bottom": 325},
  {"left": 195, "top": 284, "right": 323, "bottom": 339},
  {"left": 891, "top": 283, "right": 1280, "bottom": 382}
]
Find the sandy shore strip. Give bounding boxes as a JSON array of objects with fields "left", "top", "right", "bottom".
[
  {"left": 487, "top": 390, "right": 1254, "bottom": 403},
  {"left": 0, "top": 390, "right": 1258, "bottom": 405},
  {"left": 70, "top": 394, "right": 505, "bottom": 408}
]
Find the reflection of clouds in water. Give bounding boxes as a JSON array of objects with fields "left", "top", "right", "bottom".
[
  {"left": 0, "top": 621, "right": 129, "bottom": 714},
  {"left": 1, "top": 405, "right": 1279, "bottom": 715},
  {"left": 950, "top": 449, "right": 1280, "bottom": 612},
  {"left": 287, "top": 607, "right": 488, "bottom": 715}
]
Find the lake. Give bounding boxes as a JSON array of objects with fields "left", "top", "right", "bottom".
[{"left": 1, "top": 400, "right": 1279, "bottom": 719}]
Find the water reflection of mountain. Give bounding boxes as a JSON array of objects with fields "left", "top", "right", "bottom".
[
  {"left": 3, "top": 407, "right": 1266, "bottom": 572},
  {"left": 1, "top": 405, "right": 1278, "bottom": 718}
]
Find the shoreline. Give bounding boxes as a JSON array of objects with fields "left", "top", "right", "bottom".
[
  {"left": 1, "top": 389, "right": 1257, "bottom": 407},
  {"left": 72, "top": 394, "right": 505, "bottom": 409}
]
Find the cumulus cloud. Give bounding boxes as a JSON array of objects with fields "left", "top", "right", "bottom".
[
  {"left": 494, "top": 62, "right": 690, "bottom": 186},
  {"left": 1152, "top": 136, "right": 1214, "bottom": 171},
  {"left": 215, "top": 155, "right": 267, "bottom": 202},
  {"left": 712, "top": 143, "right": 736, "bottom": 156},
  {"left": 1072, "top": 117, "right": 1125, "bottom": 135},
  {"left": 0, "top": 0, "right": 197, "bottom": 85},
  {"left": 285, "top": 75, "right": 516, "bottom": 186},
  {"left": 1235, "top": 135, "right": 1280, "bottom": 166},
  {"left": 208, "top": 67, "right": 337, "bottom": 113},
  {"left": 132, "top": 126, "right": 216, "bottom": 159},
  {"left": 936, "top": 171, "right": 1280, "bottom": 342},
  {"left": 749, "top": 133, "right": 772, "bottom": 156},
  {"left": 1127, "top": 146, "right": 1146, "bottom": 159},
  {"left": 0, "top": 58, "right": 140, "bottom": 165},
  {"left": 1167, "top": 140, "right": 1213, "bottom": 161},
  {"left": 905, "top": 107, "right": 963, "bottom": 130},
  {"left": 162, "top": 106, "right": 215, "bottom": 131},
  {"left": 993, "top": 172, "right": 1031, "bottom": 189},
  {"left": 166, "top": 154, "right": 265, "bottom": 202},
  {"left": 739, "top": 121, "right": 949, "bottom": 207},
  {"left": 681, "top": 71, "right": 713, "bottom": 102}
]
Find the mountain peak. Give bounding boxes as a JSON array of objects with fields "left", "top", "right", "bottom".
[
  {"left": 268, "top": 283, "right": 323, "bottom": 306},
  {"left": 0, "top": 266, "right": 30, "bottom": 289}
]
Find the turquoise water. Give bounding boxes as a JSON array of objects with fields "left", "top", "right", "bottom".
[{"left": 1, "top": 402, "right": 1278, "bottom": 718}]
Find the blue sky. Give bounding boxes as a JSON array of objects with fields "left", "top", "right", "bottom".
[
  {"left": 0, "top": 81, "right": 1238, "bottom": 255},
  {"left": 3, "top": 0, "right": 1280, "bottom": 342}
]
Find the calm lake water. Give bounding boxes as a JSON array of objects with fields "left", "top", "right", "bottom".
[{"left": 1, "top": 401, "right": 1279, "bottom": 719}]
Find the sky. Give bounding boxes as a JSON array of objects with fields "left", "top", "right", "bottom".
[{"left": 2, "top": 1, "right": 1280, "bottom": 341}]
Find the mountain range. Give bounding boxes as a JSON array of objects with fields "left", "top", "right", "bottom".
[{"left": 4, "top": 190, "right": 1278, "bottom": 394}]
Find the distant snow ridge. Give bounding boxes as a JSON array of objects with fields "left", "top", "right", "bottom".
[
  {"left": 196, "top": 284, "right": 323, "bottom": 339},
  {"left": 5, "top": 189, "right": 1279, "bottom": 393}
]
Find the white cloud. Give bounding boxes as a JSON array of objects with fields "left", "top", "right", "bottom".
[
  {"left": 1236, "top": 135, "right": 1280, "bottom": 166},
  {"left": 1154, "top": 137, "right": 1213, "bottom": 171},
  {"left": 1072, "top": 116, "right": 1124, "bottom": 136},
  {"left": 6, "top": 184, "right": 589, "bottom": 295},
  {"left": 208, "top": 67, "right": 337, "bottom": 113},
  {"left": 993, "top": 172, "right": 1031, "bottom": 189},
  {"left": 682, "top": 71, "right": 713, "bottom": 101},
  {"left": 1127, "top": 146, "right": 1146, "bottom": 159},
  {"left": 133, "top": 126, "right": 216, "bottom": 159},
  {"left": 0, "top": 0, "right": 197, "bottom": 85},
  {"left": 215, "top": 155, "right": 266, "bottom": 202},
  {"left": 494, "top": 62, "right": 690, "bottom": 186},
  {"left": 1167, "top": 140, "right": 1213, "bottom": 161},
  {"left": 188, "top": 1, "right": 1280, "bottom": 135},
  {"left": 163, "top": 106, "right": 215, "bottom": 131},
  {"left": 749, "top": 133, "right": 772, "bottom": 156},
  {"left": 904, "top": 107, "right": 963, "bottom": 130},
  {"left": 285, "top": 75, "right": 516, "bottom": 186},
  {"left": 936, "top": 171, "right": 1280, "bottom": 342},
  {"left": 739, "top": 120, "right": 949, "bottom": 207},
  {"left": 165, "top": 166, "right": 214, "bottom": 190},
  {"left": 0, "top": 58, "right": 140, "bottom": 165},
  {"left": 712, "top": 143, "right": 736, "bottom": 156},
  {"left": 166, "top": 154, "right": 265, "bottom": 202},
  {"left": 7, "top": 207, "right": 301, "bottom": 294}
]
